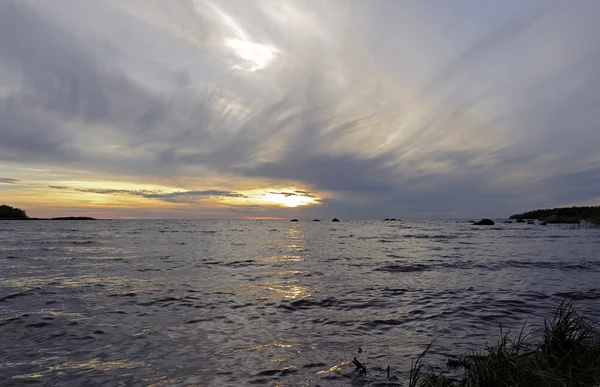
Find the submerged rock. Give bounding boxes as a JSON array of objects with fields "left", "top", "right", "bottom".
[
  {"left": 516, "top": 218, "right": 526, "bottom": 223},
  {"left": 474, "top": 219, "right": 495, "bottom": 225}
]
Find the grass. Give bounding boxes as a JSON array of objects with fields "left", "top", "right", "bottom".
[
  {"left": 407, "top": 300, "right": 600, "bottom": 387},
  {"left": 349, "top": 300, "right": 600, "bottom": 386}
]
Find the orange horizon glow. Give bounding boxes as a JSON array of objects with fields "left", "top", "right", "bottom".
[{"left": 1, "top": 178, "right": 324, "bottom": 219}]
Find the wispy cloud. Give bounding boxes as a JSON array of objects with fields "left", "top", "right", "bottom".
[
  {"left": 267, "top": 190, "right": 316, "bottom": 198},
  {"left": 142, "top": 190, "right": 248, "bottom": 202},
  {"left": 48, "top": 185, "right": 247, "bottom": 203},
  {"left": 2, "top": 0, "right": 600, "bottom": 217},
  {"left": 0, "top": 178, "right": 19, "bottom": 184}
]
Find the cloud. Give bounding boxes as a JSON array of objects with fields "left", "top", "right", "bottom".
[
  {"left": 2, "top": 0, "right": 600, "bottom": 218},
  {"left": 267, "top": 190, "right": 316, "bottom": 198},
  {"left": 47, "top": 185, "right": 246, "bottom": 203},
  {"left": 65, "top": 187, "right": 158, "bottom": 196},
  {"left": 142, "top": 190, "right": 248, "bottom": 202},
  {"left": 239, "top": 153, "right": 399, "bottom": 195},
  {"left": 0, "top": 178, "right": 19, "bottom": 184}
]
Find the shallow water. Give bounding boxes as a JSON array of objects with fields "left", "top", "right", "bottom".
[{"left": 1, "top": 220, "right": 599, "bottom": 386}]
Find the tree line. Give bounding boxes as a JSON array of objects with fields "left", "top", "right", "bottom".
[
  {"left": 0, "top": 205, "right": 28, "bottom": 219},
  {"left": 509, "top": 206, "right": 600, "bottom": 224}
]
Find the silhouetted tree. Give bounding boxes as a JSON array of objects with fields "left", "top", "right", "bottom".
[
  {"left": 0, "top": 205, "right": 28, "bottom": 218},
  {"left": 510, "top": 206, "right": 600, "bottom": 224}
]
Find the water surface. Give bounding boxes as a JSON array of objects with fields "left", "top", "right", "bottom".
[{"left": 1, "top": 220, "right": 599, "bottom": 386}]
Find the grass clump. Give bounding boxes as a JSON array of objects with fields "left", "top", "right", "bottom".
[{"left": 410, "top": 300, "right": 600, "bottom": 387}]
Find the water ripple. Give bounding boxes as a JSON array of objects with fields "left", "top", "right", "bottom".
[{"left": 0, "top": 219, "right": 598, "bottom": 386}]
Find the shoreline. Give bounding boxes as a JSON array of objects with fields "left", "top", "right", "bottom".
[
  {"left": 0, "top": 217, "right": 97, "bottom": 221},
  {"left": 350, "top": 301, "right": 600, "bottom": 386}
]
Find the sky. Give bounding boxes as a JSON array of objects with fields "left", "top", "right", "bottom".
[{"left": 1, "top": 0, "right": 600, "bottom": 219}]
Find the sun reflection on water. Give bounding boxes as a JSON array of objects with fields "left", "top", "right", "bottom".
[
  {"left": 259, "top": 254, "right": 303, "bottom": 262},
  {"left": 316, "top": 360, "right": 351, "bottom": 374},
  {"left": 229, "top": 280, "right": 311, "bottom": 300},
  {"left": 263, "top": 282, "right": 311, "bottom": 300},
  {"left": 49, "top": 359, "right": 148, "bottom": 371},
  {"left": 216, "top": 341, "right": 301, "bottom": 356}
]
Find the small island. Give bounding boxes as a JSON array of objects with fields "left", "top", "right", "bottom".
[
  {"left": 0, "top": 204, "right": 28, "bottom": 219},
  {"left": 0, "top": 205, "right": 96, "bottom": 220},
  {"left": 50, "top": 217, "right": 96, "bottom": 220},
  {"left": 510, "top": 206, "right": 600, "bottom": 225}
]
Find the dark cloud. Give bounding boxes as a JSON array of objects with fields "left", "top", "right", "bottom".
[
  {"left": 0, "top": 178, "right": 19, "bottom": 184},
  {"left": 525, "top": 166, "right": 600, "bottom": 208},
  {"left": 2, "top": 0, "right": 600, "bottom": 218},
  {"left": 47, "top": 185, "right": 246, "bottom": 203},
  {"left": 237, "top": 152, "right": 399, "bottom": 195},
  {"left": 267, "top": 190, "right": 316, "bottom": 197},
  {"left": 142, "top": 190, "right": 247, "bottom": 202},
  {"left": 49, "top": 186, "right": 153, "bottom": 195},
  {"left": 82, "top": 188, "right": 156, "bottom": 196}
]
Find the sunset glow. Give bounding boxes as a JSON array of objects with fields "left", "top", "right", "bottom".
[
  {"left": 265, "top": 193, "right": 316, "bottom": 208},
  {"left": 0, "top": 172, "right": 322, "bottom": 218},
  {"left": 223, "top": 189, "right": 320, "bottom": 208}
]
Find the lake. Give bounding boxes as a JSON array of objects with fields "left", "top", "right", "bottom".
[{"left": 1, "top": 220, "right": 599, "bottom": 386}]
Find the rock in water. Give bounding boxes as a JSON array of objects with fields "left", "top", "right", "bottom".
[
  {"left": 290, "top": 219, "right": 299, "bottom": 222},
  {"left": 332, "top": 218, "right": 340, "bottom": 222},
  {"left": 474, "top": 219, "right": 495, "bottom": 225}
]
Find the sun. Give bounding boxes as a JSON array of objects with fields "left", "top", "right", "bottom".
[
  {"left": 264, "top": 192, "right": 316, "bottom": 207},
  {"left": 219, "top": 188, "right": 320, "bottom": 208}
]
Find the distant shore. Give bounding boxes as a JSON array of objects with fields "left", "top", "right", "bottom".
[
  {"left": 0, "top": 205, "right": 96, "bottom": 220},
  {"left": 510, "top": 205, "right": 600, "bottom": 225},
  {"left": 34, "top": 217, "right": 96, "bottom": 220},
  {"left": 0, "top": 217, "right": 97, "bottom": 220}
]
